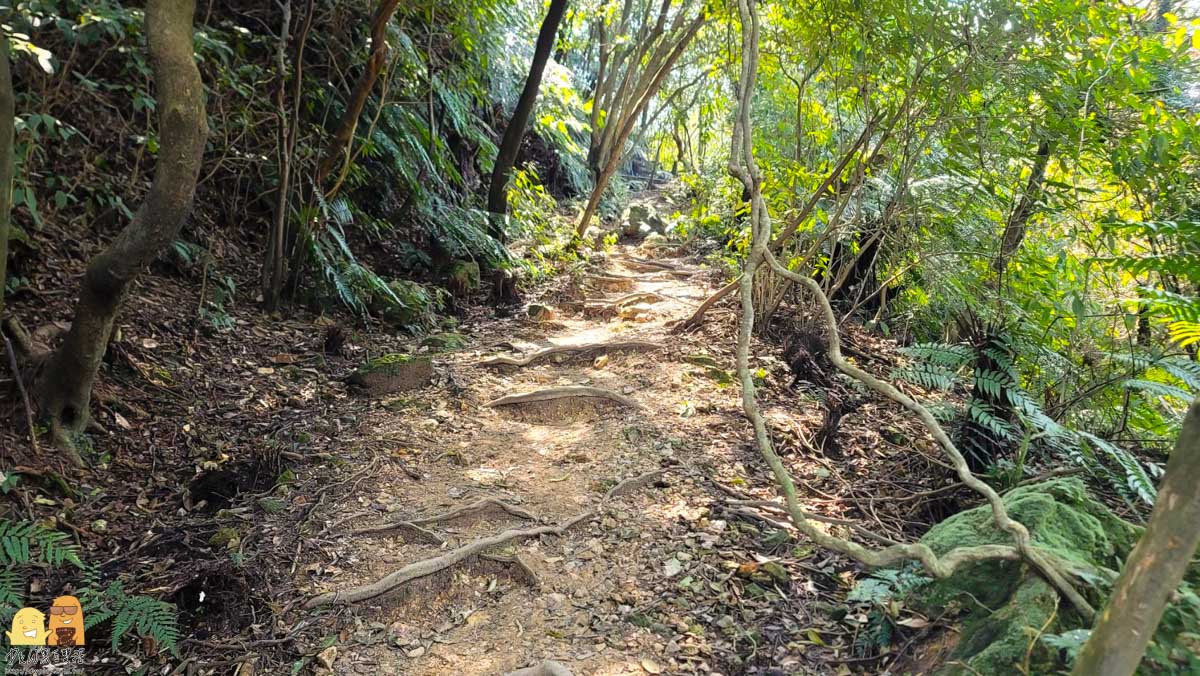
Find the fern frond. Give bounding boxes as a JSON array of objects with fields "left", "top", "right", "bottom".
[
  {"left": 1078, "top": 432, "right": 1157, "bottom": 505},
  {"left": 0, "top": 569, "right": 24, "bottom": 609},
  {"left": 1159, "top": 356, "right": 1200, "bottom": 390},
  {"left": 899, "top": 342, "right": 973, "bottom": 368},
  {"left": 891, "top": 363, "right": 958, "bottom": 391},
  {"left": 0, "top": 519, "right": 83, "bottom": 569},
  {"left": 1123, "top": 378, "right": 1195, "bottom": 402},
  {"left": 968, "top": 400, "right": 1014, "bottom": 439}
]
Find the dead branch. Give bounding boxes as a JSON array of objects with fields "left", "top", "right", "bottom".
[
  {"left": 2, "top": 328, "right": 39, "bottom": 455},
  {"left": 356, "top": 497, "right": 537, "bottom": 536},
  {"left": 479, "top": 341, "right": 661, "bottom": 367},
  {"left": 485, "top": 386, "right": 640, "bottom": 410}
]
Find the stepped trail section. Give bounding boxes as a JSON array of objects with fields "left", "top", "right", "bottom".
[
  {"left": 298, "top": 246, "right": 728, "bottom": 675},
  {"left": 283, "top": 242, "right": 953, "bottom": 675}
]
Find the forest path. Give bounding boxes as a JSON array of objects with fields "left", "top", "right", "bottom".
[{"left": 297, "top": 241, "right": 769, "bottom": 675}]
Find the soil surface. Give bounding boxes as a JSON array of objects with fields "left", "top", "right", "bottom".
[{"left": 3, "top": 229, "right": 969, "bottom": 675}]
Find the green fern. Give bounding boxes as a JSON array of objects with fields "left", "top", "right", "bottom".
[
  {"left": 80, "top": 581, "right": 180, "bottom": 656},
  {"left": 968, "top": 400, "right": 1014, "bottom": 439},
  {"left": 1123, "top": 378, "right": 1195, "bottom": 402},
  {"left": 891, "top": 363, "right": 958, "bottom": 391},
  {"left": 899, "top": 342, "right": 974, "bottom": 368},
  {"left": 1077, "top": 432, "right": 1158, "bottom": 505},
  {"left": 0, "top": 519, "right": 83, "bottom": 569}
]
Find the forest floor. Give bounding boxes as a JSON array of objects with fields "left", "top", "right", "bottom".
[{"left": 2, "top": 195, "right": 974, "bottom": 675}]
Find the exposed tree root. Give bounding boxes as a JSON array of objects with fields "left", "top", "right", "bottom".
[
  {"left": 616, "top": 254, "right": 679, "bottom": 271},
  {"left": 480, "top": 552, "right": 541, "bottom": 589},
  {"left": 671, "top": 279, "right": 738, "bottom": 333},
  {"left": 584, "top": 274, "right": 637, "bottom": 291},
  {"left": 479, "top": 341, "right": 661, "bottom": 367},
  {"left": 505, "top": 660, "right": 574, "bottom": 676},
  {"left": 304, "top": 470, "right": 661, "bottom": 608},
  {"left": 486, "top": 386, "right": 640, "bottom": 410},
  {"left": 356, "top": 498, "right": 537, "bottom": 536},
  {"left": 604, "top": 291, "right": 667, "bottom": 307}
]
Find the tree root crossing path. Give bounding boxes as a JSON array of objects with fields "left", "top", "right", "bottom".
[{"left": 296, "top": 243, "right": 863, "bottom": 674}]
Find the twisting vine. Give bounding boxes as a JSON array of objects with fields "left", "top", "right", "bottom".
[{"left": 727, "top": 0, "right": 1094, "bottom": 620}]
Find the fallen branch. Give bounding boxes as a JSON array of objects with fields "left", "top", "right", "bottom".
[
  {"left": 304, "top": 470, "right": 661, "bottom": 608},
  {"left": 356, "top": 497, "right": 537, "bottom": 536},
  {"left": 479, "top": 341, "right": 661, "bottom": 367},
  {"left": 505, "top": 660, "right": 574, "bottom": 676},
  {"left": 486, "top": 386, "right": 640, "bottom": 410}
]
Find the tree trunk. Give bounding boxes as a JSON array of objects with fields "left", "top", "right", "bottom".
[
  {"left": 36, "top": 0, "right": 208, "bottom": 463},
  {"left": 313, "top": 0, "right": 401, "bottom": 190},
  {"left": 993, "top": 139, "right": 1051, "bottom": 283},
  {"left": 262, "top": 0, "right": 292, "bottom": 311},
  {"left": 486, "top": 0, "right": 569, "bottom": 239},
  {"left": 0, "top": 37, "right": 13, "bottom": 317},
  {"left": 1071, "top": 398, "right": 1200, "bottom": 676},
  {"left": 575, "top": 10, "right": 703, "bottom": 237}
]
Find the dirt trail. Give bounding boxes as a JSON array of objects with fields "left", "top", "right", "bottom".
[{"left": 296, "top": 242, "right": 769, "bottom": 675}]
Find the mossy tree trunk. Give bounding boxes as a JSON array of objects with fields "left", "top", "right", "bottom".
[
  {"left": 35, "top": 0, "right": 208, "bottom": 463},
  {"left": 486, "top": 0, "right": 569, "bottom": 240},
  {"left": 0, "top": 37, "right": 13, "bottom": 316},
  {"left": 1071, "top": 398, "right": 1200, "bottom": 676}
]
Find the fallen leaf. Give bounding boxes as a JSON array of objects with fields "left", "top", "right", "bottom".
[
  {"left": 663, "top": 557, "right": 683, "bottom": 577},
  {"left": 897, "top": 616, "right": 929, "bottom": 629},
  {"left": 641, "top": 658, "right": 665, "bottom": 674},
  {"left": 316, "top": 646, "right": 337, "bottom": 670}
]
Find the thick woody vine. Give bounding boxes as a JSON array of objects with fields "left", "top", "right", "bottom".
[{"left": 726, "top": 0, "right": 1094, "bottom": 620}]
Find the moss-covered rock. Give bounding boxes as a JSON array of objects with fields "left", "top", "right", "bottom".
[
  {"left": 346, "top": 353, "right": 433, "bottom": 395},
  {"left": 447, "top": 260, "right": 480, "bottom": 297},
  {"left": 910, "top": 478, "right": 1200, "bottom": 674},
  {"left": 369, "top": 279, "right": 440, "bottom": 329},
  {"left": 420, "top": 332, "right": 468, "bottom": 352}
]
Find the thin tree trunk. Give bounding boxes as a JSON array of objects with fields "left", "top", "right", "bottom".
[
  {"left": 36, "top": 0, "right": 208, "bottom": 463},
  {"left": 1071, "top": 398, "right": 1200, "bottom": 676},
  {"left": 262, "top": 0, "right": 291, "bottom": 311},
  {"left": 486, "top": 0, "right": 569, "bottom": 238},
  {"left": 575, "top": 9, "right": 703, "bottom": 236},
  {"left": 0, "top": 37, "right": 13, "bottom": 317},
  {"left": 993, "top": 138, "right": 1051, "bottom": 283},
  {"left": 313, "top": 0, "right": 401, "bottom": 189}
]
